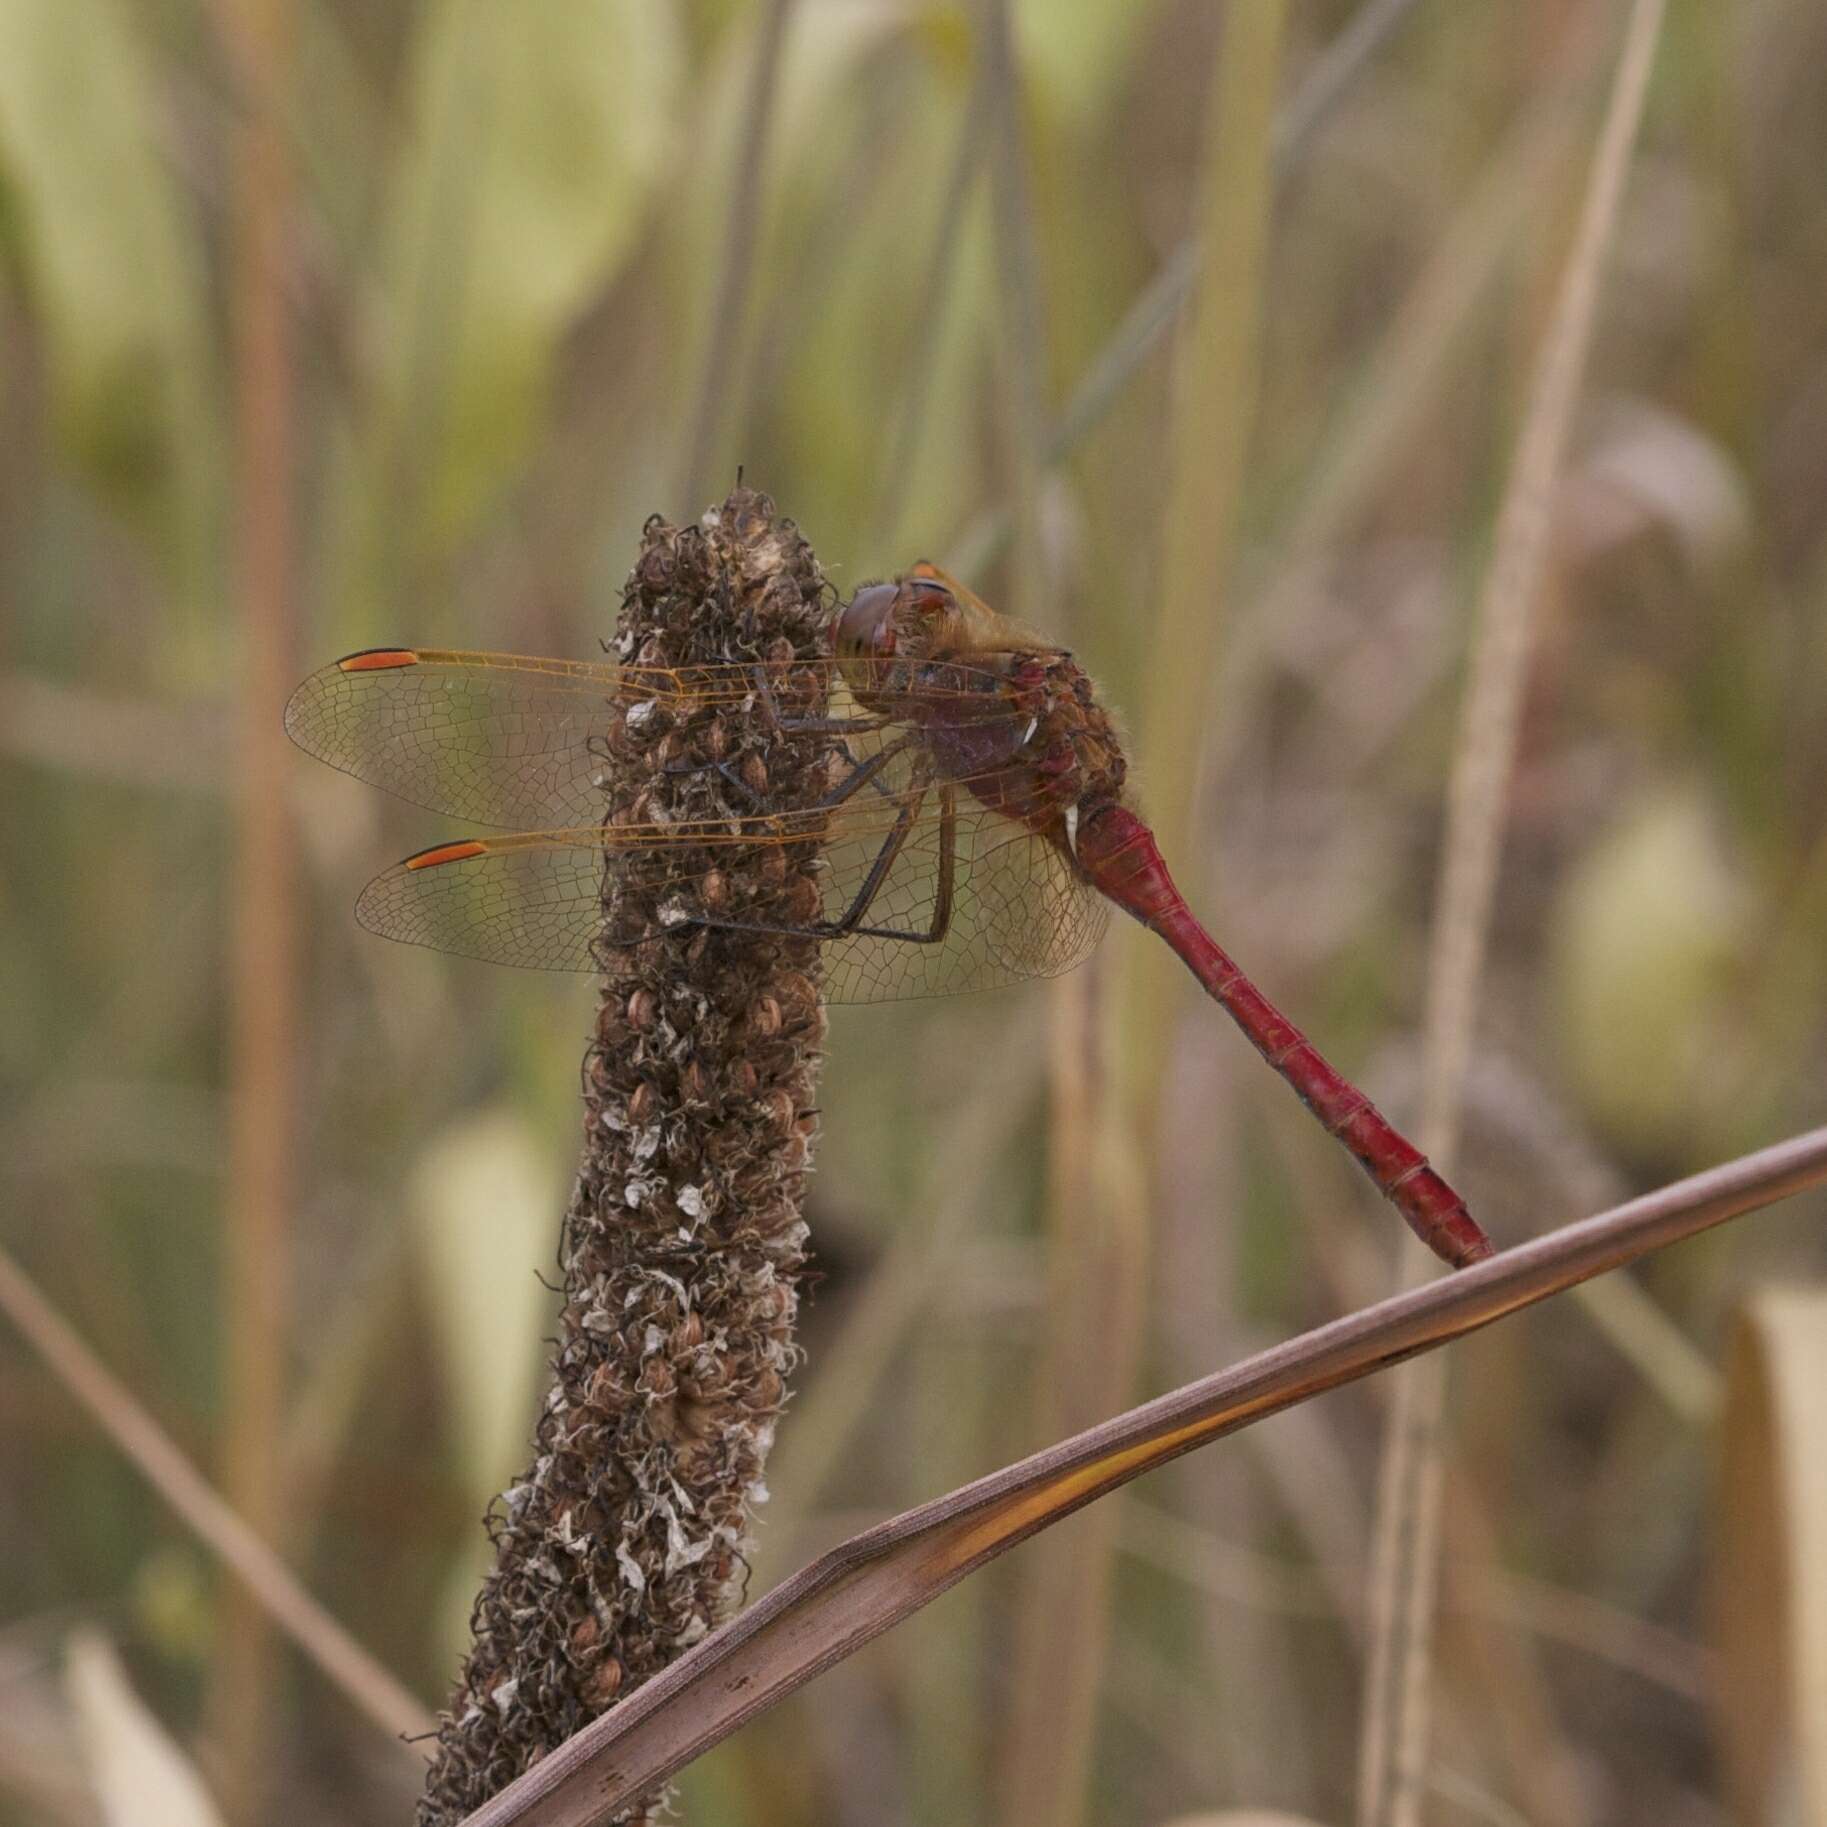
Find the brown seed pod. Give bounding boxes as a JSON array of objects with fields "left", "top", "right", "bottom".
[
  {"left": 582, "top": 1658, "right": 624, "bottom": 1707},
  {"left": 783, "top": 874, "right": 823, "bottom": 925},
  {"left": 775, "top": 971, "right": 819, "bottom": 1024}
]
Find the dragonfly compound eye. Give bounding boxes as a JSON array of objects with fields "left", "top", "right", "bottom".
[{"left": 835, "top": 582, "right": 900, "bottom": 660}]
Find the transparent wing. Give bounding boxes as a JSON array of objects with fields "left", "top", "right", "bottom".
[
  {"left": 285, "top": 646, "right": 1033, "bottom": 831},
  {"left": 285, "top": 649, "right": 626, "bottom": 829},
  {"left": 352, "top": 799, "right": 1110, "bottom": 1002}
]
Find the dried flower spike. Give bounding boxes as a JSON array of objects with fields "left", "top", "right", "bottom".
[{"left": 417, "top": 489, "right": 832, "bottom": 1826}]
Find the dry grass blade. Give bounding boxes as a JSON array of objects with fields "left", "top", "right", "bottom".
[
  {"left": 998, "top": 11, "right": 1289, "bottom": 1825},
  {"left": 454, "top": 1125, "right": 1827, "bottom": 1827},
  {"left": 979, "top": 0, "right": 1047, "bottom": 628},
  {"left": 672, "top": 0, "right": 796, "bottom": 515},
  {"left": 1359, "top": 4, "right": 1670, "bottom": 1823},
  {"left": 210, "top": 0, "right": 300, "bottom": 1808},
  {"left": 0, "top": 1243, "right": 433, "bottom": 1746},
  {"left": 1717, "top": 1289, "right": 1827, "bottom": 1825},
  {"left": 863, "top": 65, "right": 994, "bottom": 558},
  {"left": 950, "top": 0, "right": 1422, "bottom": 575}
]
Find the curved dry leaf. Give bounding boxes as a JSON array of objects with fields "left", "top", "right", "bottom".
[
  {"left": 1717, "top": 1288, "right": 1827, "bottom": 1826},
  {"left": 459, "top": 1126, "right": 1827, "bottom": 1827},
  {"left": 1564, "top": 399, "right": 1750, "bottom": 571},
  {"left": 411, "top": 1107, "right": 561, "bottom": 1499},
  {"left": 65, "top": 1629, "right": 224, "bottom": 1827},
  {"left": 412, "top": 1108, "right": 564, "bottom": 1665}
]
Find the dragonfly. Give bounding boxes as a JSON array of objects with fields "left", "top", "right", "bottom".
[{"left": 286, "top": 562, "right": 1494, "bottom": 1269}]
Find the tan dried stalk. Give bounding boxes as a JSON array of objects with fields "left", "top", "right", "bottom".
[
  {"left": 1000, "top": 11, "right": 1288, "bottom": 1825},
  {"left": 1358, "top": 4, "right": 1671, "bottom": 1823},
  {"left": 211, "top": 0, "right": 300, "bottom": 1811},
  {"left": 0, "top": 1240, "right": 432, "bottom": 1745},
  {"left": 418, "top": 490, "right": 832, "bottom": 1825}
]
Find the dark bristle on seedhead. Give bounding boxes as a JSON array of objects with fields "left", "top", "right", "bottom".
[{"left": 417, "top": 488, "right": 833, "bottom": 1827}]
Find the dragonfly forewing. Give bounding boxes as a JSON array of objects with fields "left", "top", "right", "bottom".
[
  {"left": 284, "top": 649, "right": 627, "bottom": 830},
  {"left": 284, "top": 647, "right": 1034, "bottom": 831}
]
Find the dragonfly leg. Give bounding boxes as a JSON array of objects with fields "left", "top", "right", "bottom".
[
  {"left": 811, "top": 734, "right": 922, "bottom": 811},
  {"left": 816, "top": 783, "right": 957, "bottom": 946},
  {"left": 693, "top": 783, "right": 956, "bottom": 948},
  {"left": 855, "top": 783, "right": 955, "bottom": 944}
]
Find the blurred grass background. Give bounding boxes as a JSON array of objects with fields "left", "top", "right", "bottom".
[{"left": 3, "top": 2, "right": 1826, "bottom": 1824}]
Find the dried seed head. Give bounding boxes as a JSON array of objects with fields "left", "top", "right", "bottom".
[{"left": 419, "top": 488, "right": 828, "bottom": 1827}]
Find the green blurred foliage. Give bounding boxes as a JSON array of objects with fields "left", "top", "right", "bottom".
[
  {"left": 349, "top": 0, "right": 681, "bottom": 586},
  {"left": 3, "top": 1, "right": 1826, "bottom": 1823},
  {"left": 0, "top": 0, "right": 218, "bottom": 622}
]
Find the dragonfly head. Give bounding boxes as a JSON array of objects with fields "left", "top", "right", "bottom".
[{"left": 835, "top": 572, "right": 961, "bottom": 694}]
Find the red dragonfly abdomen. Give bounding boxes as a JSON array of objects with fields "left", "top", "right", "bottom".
[{"left": 1073, "top": 802, "right": 1495, "bottom": 1270}]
